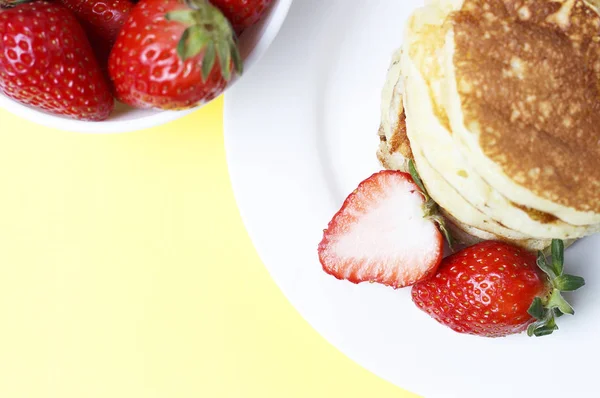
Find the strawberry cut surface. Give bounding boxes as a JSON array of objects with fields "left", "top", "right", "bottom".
[{"left": 319, "top": 171, "right": 443, "bottom": 289}]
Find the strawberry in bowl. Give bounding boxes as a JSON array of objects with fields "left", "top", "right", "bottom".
[
  {"left": 0, "top": 0, "right": 292, "bottom": 133},
  {"left": 0, "top": 1, "right": 115, "bottom": 121}
]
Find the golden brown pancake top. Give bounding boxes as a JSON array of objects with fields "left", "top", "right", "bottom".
[
  {"left": 452, "top": 0, "right": 600, "bottom": 213},
  {"left": 384, "top": 94, "right": 561, "bottom": 224}
]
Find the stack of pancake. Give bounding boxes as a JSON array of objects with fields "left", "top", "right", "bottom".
[{"left": 377, "top": 0, "right": 600, "bottom": 251}]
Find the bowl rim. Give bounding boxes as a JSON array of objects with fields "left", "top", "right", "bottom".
[{"left": 0, "top": 0, "right": 294, "bottom": 134}]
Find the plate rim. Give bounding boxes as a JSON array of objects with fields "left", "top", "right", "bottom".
[{"left": 223, "top": 2, "right": 600, "bottom": 398}]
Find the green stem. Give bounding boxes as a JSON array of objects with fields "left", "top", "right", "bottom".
[
  {"left": 527, "top": 240, "right": 584, "bottom": 337},
  {"left": 408, "top": 159, "right": 454, "bottom": 250}
]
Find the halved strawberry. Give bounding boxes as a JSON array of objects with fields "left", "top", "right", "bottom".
[{"left": 318, "top": 170, "right": 443, "bottom": 289}]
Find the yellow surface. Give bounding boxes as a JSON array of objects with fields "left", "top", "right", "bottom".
[{"left": 0, "top": 99, "right": 416, "bottom": 398}]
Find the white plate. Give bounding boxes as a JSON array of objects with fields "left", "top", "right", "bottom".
[
  {"left": 224, "top": 1, "right": 600, "bottom": 397},
  {"left": 0, "top": 0, "right": 292, "bottom": 134}
]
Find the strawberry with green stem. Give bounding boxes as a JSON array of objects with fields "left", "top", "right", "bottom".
[
  {"left": 109, "top": 0, "right": 242, "bottom": 110},
  {"left": 413, "top": 239, "right": 584, "bottom": 337}
]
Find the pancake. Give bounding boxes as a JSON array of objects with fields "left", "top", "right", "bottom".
[
  {"left": 377, "top": 79, "right": 554, "bottom": 251},
  {"left": 442, "top": 0, "right": 600, "bottom": 225},
  {"left": 401, "top": 2, "right": 600, "bottom": 239},
  {"left": 377, "top": 51, "right": 554, "bottom": 250},
  {"left": 441, "top": 210, "right": 557, "bottom": 252},
  {"left": 410, "top": 131, "right": 536, "bottom": 240},
  {"left": 377, "top": 49, "right": 412, "bottom": 172}
]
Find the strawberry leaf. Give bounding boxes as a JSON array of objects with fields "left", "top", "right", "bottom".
[
  {"left": 428, "top": 214, "right": 454, "bottom": 251},
  {"left": 553, "top": 274, "right": 585, "bottom": 292},
  {"left": 187, "top": 26, "right": 210, "bottom": 59},
  {"left": 216, "top": 41, "right": 232, "bottom": 81},
  {"left": 551, "top": 239, "right": 564, "bottom": 276},
  {"left": 528, "top": 313, "right": 559, "bottom": 337},
  {"left": 408, "top": 160, "right": 454, "bottom": 250},
  {"left": 229, "top": 39, "right": 243, "bottom": 75},
  {"left": 553, "top": 308, "right": 564, "bottom": 318},
  {"left": 532, "top": 321, "right": 558, "bottom": 337},
  {"left": 408, "top": 160, "right": 428, "bottom": 199},
  {"left": 526, "top": 321, "right": 539, "bottom": 337},
  {"left": 201, "top": 42, "right": 216, "bottom": 82},
  {"left": 536, "top": 251, "right": 556, "bottom": 279},
  {"left": 177, "top": 26, "right": 210, "bottom": 61},
  {"left": 527, "top": 297, "right": 545, "bottom": 320},
  {"left": 528, "top": 240, "right": 584, "bottom": 337},
  {"left": 176, "top": 28, "right": 190, "bottom": 60},
  {"left": 437, "top": 221, "right": 455, "bottom": 251},
  {"left": 547, "top": 289, "right": 574, "bottom": 316}
]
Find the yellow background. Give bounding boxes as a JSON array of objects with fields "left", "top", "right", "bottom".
[{"left": 0, "top": 99, "right": 416, "bottom": 397}]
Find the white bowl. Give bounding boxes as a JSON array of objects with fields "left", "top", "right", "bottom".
[{"left": 0, "top": 0, "right": 293, "bottom": 134}]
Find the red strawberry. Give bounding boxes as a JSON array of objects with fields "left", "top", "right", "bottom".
[
  {"left": 318, "top": 171, "right": 443, "bottom": 289},
  {"left": 0, "top": 1, "right": 114, "bottom": 120},
  {"left": 108, "top": 0, "right": 242, "bottom": 110},
  {"left": 209, "top": 0, "right": 272, "bottom": 35},
  {"left": 57, "top": 0, "right": 134, "bottom": 65},
  {"left": 412, "top": 240, "right": 585, "bottom": 337}
]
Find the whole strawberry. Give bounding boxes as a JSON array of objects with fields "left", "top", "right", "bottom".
[
  {"left": 57, "top": 0, "right": 134, "bottom": 65},
  {"left": 412, "top": 240, "right": 584, "bottom": 337},
  {"left": 108, "top": 0, "right": 242, "bottom": 110},
  {"left": 210, "top": 0, "right": 272, "bottom": 35},
  {"left": 0, "top": 1, "right": 114, "bottom": 120}
]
